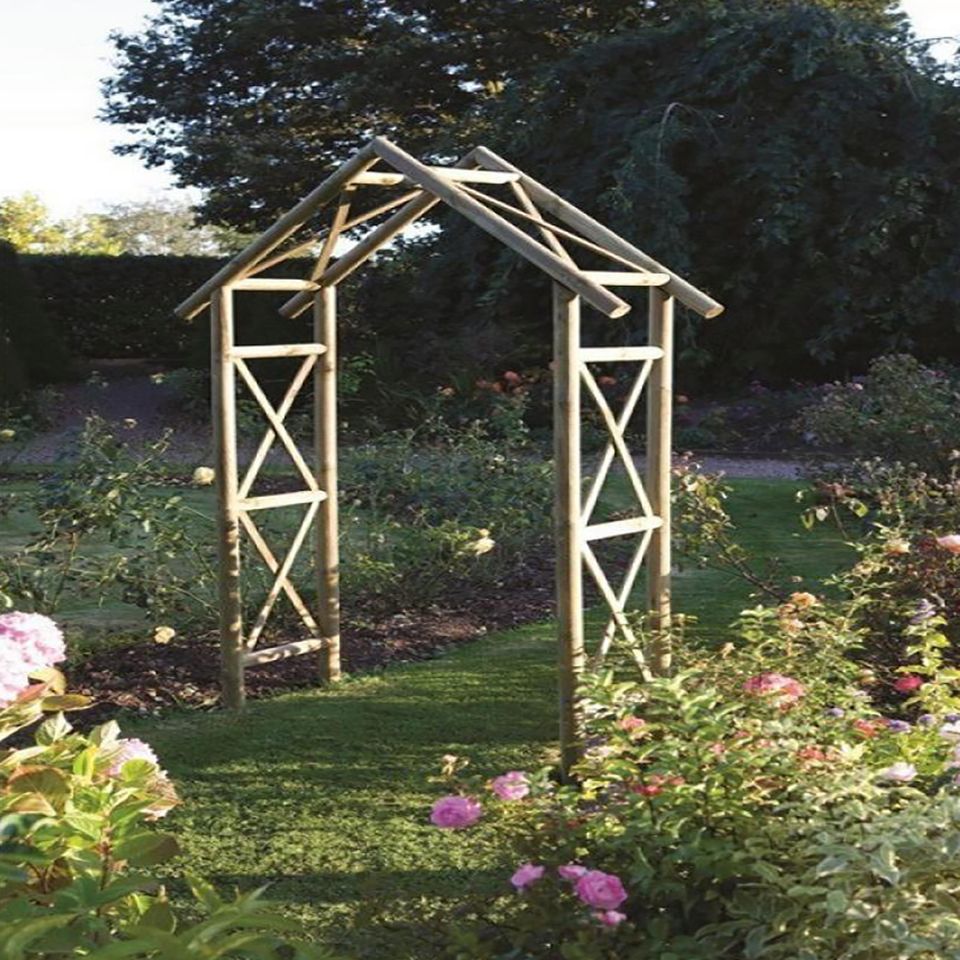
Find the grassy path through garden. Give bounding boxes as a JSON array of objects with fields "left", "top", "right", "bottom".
[{"left": 127, "top": 479, "right": 852, "bottom": 958}]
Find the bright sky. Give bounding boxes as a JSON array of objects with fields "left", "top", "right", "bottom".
[{"left": 0, "top": 0, "right": 957, "bottom": 219}]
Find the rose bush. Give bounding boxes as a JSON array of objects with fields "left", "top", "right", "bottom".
[{"left": 431, "top": 594, "right": 960, "bottom": 959}]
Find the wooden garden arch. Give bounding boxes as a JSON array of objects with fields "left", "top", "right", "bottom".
[{"left": 176, "top": 138, "right": 723, "bottom": 764}]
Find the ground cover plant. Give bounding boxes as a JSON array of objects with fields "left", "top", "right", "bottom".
[{"left": 117, "top": 478, "right": 849, "bottom": 958}]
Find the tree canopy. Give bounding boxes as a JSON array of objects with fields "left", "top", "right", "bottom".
[{"left": 102, "top": 0, "right": 903, "bottom": 228}]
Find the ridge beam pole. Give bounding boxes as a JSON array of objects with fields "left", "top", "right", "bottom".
[
  {"left": 554, "top": 282, "right": 585, "bottom": 774},
  {"left": 647, "top": 288, "right": 675, "bottom": 674},
  {"left": 211, "top": 285, "right": 245, "bottom": 709}
]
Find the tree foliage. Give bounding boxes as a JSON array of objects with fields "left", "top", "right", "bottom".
[
  {"left": 400, "top": 4, "right": 960, "bottom": 385},
  {"left": 102, "top": 0, "right": 902, "bottom": 228}
]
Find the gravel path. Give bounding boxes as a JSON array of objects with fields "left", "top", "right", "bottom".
[{"left": 2, "top": 371, "right": 805, "bottom": 480}]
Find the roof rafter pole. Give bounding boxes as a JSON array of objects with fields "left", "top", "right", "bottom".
[
  {"left": 176, "top": 142, "right": 380, "bottom": 319},
  {"left": 279, "top": 145, "right": 484, "bottom": 319},
  {"left": 370, "top": 138, "right": 631, "bottom": 319},
  {"left": 472, "top": 146, "right": 724, "bottom": 319}
]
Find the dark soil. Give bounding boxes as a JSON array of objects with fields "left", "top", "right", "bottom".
[{"left": 68, "top": 551, "right": 556, "bottom": 726}]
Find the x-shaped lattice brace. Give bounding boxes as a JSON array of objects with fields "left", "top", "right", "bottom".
[
  {"left": 578, "top": 348, "right": 664, "bottom": 674},
  {"left": 232, "top": 351, "right": 326, "bottom": 650}
]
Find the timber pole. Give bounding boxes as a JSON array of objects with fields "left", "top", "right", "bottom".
[
  {"left": 646, "top": 289, "right": 675, "bottom": 674},
  {"left": 554, "top": 282, "right": 585, "bottom": 773},
  {"left": 212, "top": 285, "right": 245, "bottom": 708},
  {"left": 315, "top": 285, "right": 341, "bottom": 683}
]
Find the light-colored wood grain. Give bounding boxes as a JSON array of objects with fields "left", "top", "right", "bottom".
[
  {"left": 372, "top": 139, "right": 630, "bottom": 320},
  {"left": 229, "top": 278, "right": 320, "bottom": 291},
  {"left": 238, "top": 489, "right": 328, "bottom": 511},
  {"left": 315, "top": 286, "right": 341, "bottom": 683},
  {"left": 509, "top": 180, "right": 576, "bottom": 265},
  {"left": 309, "top": 188, "right": 354, "bottom": 281},
  {"left": 582, "top": 271, "right": 669, "bottom": 286},
  {"left": 553, "top": 283, "right": 585, "bottom": 774},
  {"left": 579, "top": 346, "right": 663, "bottom": 362},
  {"left": 472, "top": 145, "right": 724, "bottom": 319},
  {"left": 177, "top": 143, "right": 379, "bottom": 319},
  {"left": 211, "top": 286, "right": 245, "bottom": 709},
  {"left": 647, "top": 289, "right": 675, "bottom": 674},
  {"left": 583, "top": 516, "right": 662, "bottom": 541},
  {"left": 243, "top": 637, "right": 327, "bottom": 666},
  {"left": 230, "top": 343, "right": 327, "bottom": 359},
  {"left": 351, "top": 167, "right": 520, "bottom": 185}
]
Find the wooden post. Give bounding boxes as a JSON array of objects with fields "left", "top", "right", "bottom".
[
  {"left": 646, "top": 289, "right": 675, "bottom": 674},
  {"left": 314, "top": 285, "right": 341, "bottom": 683},
  {"left": 211, "top": 286, "right": 245, "bottom": 708},
  {"left": 553, "top": 282, "right": 585, "bottom": 773}
]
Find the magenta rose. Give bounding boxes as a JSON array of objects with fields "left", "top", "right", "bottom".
[
  {"left": 510, "top": 862, "right": 545, "bottom": 890},
  {"left": 557, "top": 863, "right": 588, "bottom": 881},
  {"left": 575, "top": 869, "right": 628, "bottom": 910},
  {"left": 429, "top": 795, "right": 482, "bottom": 829},
  {"left": 893, "top": 675, "right": 923, "bottom": 694},
  {"left": 491, "top": 770, "right": 530, "bottom": 801}
]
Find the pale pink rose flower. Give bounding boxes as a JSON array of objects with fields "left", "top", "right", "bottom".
[
  {"left": 936, "top": 534, "right": 960, "bottom": 554},
  {"left": 557, "top": 863, "right": 588, "bottom": 881},
  {"left": 594, "top": 910, "right": 627, "bottom": 926},
  {"left": 510, "top": 862, "right": 545, "bottom": 890},
  {"left": 742, "top": 672, "right": 805, "bottom": 707},
  {"left": 575, "top": 870, "right": 628, "bottom": 910},
  {"left": 107, "top": 738, "right": 162, "bottom": 777},
  {"left": 879, "top": 761, "right": 917, "bottom": 783},
  {"left": 0, "top": 611, "right": 65, "bottom": 672},
  {"left": 429, "top": 795, "right": 482, "bottom": 829},
  {"left": 491, "top": 770, "right": 530, "bottom": 801}
]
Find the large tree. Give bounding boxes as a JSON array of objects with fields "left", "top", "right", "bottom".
[
  {"left": 102, "top": 0, "right": 902, "bottom": 228},
  {"left": 379, "top": 3, "right": 960, "bottom": 386}
]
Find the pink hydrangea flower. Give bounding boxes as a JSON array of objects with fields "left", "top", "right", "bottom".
[
  {"left": 491, "top": 770, "right": 530, "bottom": 801},
  {"left": 106, "top": 738, "right": 161, "bottom": 777},
  {"left": 742, "top": 672, "right": 805, "bottom": 707},
  {"left": 0, "top": 646, "right": 31, "bottom": 706},
  {"left": 893, "top": 675, "right": 923, "bottom": 694},
  {"left": 0, "top": 612, "right": 65, "bottom": 672},
  {"left": 557, "top": 863, "right": 588, "bottom": 881},
  {"left": 594, "top": 910, "right": 627, "bottom": 926},
  {"left": 879, "top": 762, "right": 917, "bottom": 783},
  {"left": 574, "top": 870, "right": 628, "bottom": 910},
  {"left": 429, "top": 795, "right": 482, "bottom": 829},
  {"left": 510, "top": 862, "right": 545, "bottom": 890}
]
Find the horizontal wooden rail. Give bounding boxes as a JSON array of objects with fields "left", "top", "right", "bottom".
[
  {"left": 239, "top": 490, "right": 329, "bottom": 512},
  {"left": 352, "top": 168, "right": 520, "bottom": 186},
  {"left": 582, "top": 271, "right": 670, "bottom": 286},
  {"left": 230, "top": 343, "right": 327, "bottom": 359},
  {"left": 583, "top": 516, "right": 663, "bottom": 542},
  {"left": 228, "top": 278, "right": 320, "bottom": 292},
  {"left": 243, "top": 637, "right": 328, "bottom": 666},
  {"left": 580, "top": 346, "right": 664, "bottom": 362}
]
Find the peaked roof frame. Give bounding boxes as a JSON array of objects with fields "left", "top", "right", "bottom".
[{"left": 175, "top": 137, "right": 723, "bottom": 323}]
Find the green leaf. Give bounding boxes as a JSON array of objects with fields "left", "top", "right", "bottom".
[{"left": 113, "top": 831, "right": 180, "bottom": 868}]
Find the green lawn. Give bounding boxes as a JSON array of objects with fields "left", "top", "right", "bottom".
[{"left": 116, "top": 477, "right": 852, "bottom": 958}]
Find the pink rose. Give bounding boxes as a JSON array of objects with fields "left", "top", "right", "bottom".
[
  {"left": 510, "top": 862, "right": 545, "bottom": 890},
  {"left": 594, "top": 910, "right": 627, "bottom": 926},
  {"left": 106, "top": 738, "right": 161, "bottom": 777},
  {"left": 491, "top": 770, "right": 530, "bottom": 801},
  {"left": 618, "top": 715, "right": 646, "bottom": 735},
  {"left": 574, "top": 870, "right": 628, "bottom": 910},
  {"left": 430, "top": 795, "right": 482, "bottom": 829},
  {"left": 742, "top": 672, "right": 805, "bottom": 707},
  {"left": 893, "top": 675, "right": 923, "bottom": 694},
  {"left": 557, "top": 863, "right": 588, "bottom": 881},
  {"left": 936, "top": 534, "right": 960, "bottom": 554}
]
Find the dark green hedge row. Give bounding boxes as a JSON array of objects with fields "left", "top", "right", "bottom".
[
  {"left": 23, "top": 254, "right": 228, "bottom": 359},
  {"left": 0, "top": 243, "right": 74, "bottom": 397}
]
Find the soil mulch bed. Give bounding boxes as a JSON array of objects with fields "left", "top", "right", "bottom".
[{"left": 69, "top": 551, "right": 556, "bottom": 725}]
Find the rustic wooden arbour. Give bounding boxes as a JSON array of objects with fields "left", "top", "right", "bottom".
[{"left": 176, "top": 138, "right": 723, "bottom": 763}]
